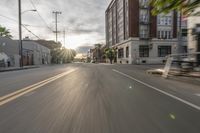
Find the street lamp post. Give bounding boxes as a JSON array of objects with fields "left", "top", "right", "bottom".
[
  {"left": 18, "top": 0, "right": 23, "bottom": 68},
  {"left": 22, "top": 9, "right": 37, "bottom": 14},
  {"left": 18, "top": 0, "right": 36, "bottom": 68}
]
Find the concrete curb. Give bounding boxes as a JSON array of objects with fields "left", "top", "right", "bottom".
[
  {"left": 146, "top": 69, "right": 200, "bottom": 85},
  {"left": 0, "top": 66, "right": 39, "bottom": 73},
  {"left": 167, "top": 75, "right": 200, "bottom": 86}
]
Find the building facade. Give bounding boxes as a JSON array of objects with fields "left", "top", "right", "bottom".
[
  {"left": 0, "top": 37, "right": 51, "bottom": 68},
  {"left": 0, "top": 37, "right": 20, "bottom": 67},
  {"left": 105, "top": 0, "right": 187, "bottom": 64},
  {"left": 22, "top": 39, "right": 51, "bottom": 65}
]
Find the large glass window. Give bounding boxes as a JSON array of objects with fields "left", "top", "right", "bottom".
[
  {"left": 139, "top": 45, "right": 149, "bottom": 57},
  {"left": 118, "top": 48, "right": 124, "bottom": 58},
  {"left": 158, "top": 46, "right": 171, "bottom": 57}
]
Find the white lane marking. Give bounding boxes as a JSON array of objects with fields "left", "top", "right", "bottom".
[{"left": 112, "top": 69, "right": 200, "bottom": 111}]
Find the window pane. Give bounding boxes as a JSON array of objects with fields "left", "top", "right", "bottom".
[
  {"left": 139, "top": 46, "right": 149, "bottom": 57},
  {"left": 158, "top": 46, "right": 171, "bottom": 57},
  {"left": 126, "top": 47, "right": 129, "bottom": 58}
]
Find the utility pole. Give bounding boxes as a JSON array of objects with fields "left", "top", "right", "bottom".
[
  {"left": 63, "top": 29, "right": 66, "bottom": 47},
  {"left": 52, "top": 11, "right": 62, "bottom": 43},
  {"left": 18, "top": 0, "right": 23, "bottom": 68}
]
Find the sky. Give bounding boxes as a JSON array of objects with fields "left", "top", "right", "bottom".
[{"left": 0, "top": 0, "right": 111, "bottom": 49}]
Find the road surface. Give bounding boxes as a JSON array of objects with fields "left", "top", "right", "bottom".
[{"left": 0, "top": 63, "right": 200, "bottom": 133}]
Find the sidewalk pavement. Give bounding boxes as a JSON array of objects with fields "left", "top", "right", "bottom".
[
  {"left": 0, "top": 66, "right": 39, "bottom": 73},
  {"left": 146, "top": 67, "right": 200, "bottom": 86}
]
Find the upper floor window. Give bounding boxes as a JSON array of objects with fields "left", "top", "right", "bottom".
[
  {"left": 140, "top": 0, "right": 148, "bottom": 6},
  {"left": 140, "top": 29, "right": 149, "bottom": 38},
  {"left": 140, "top": 14, "right": 148, "bottom": 22},
  {"left": 182, "top": 29, "right": 187, "bottom": 37},
  {"left": 158, "top": 16, "right": 172, "bottom": 26},
  {"left": 157, "top": 30, "right": 172, "bottom": 39}
]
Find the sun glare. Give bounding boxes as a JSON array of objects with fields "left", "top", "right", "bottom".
[{"left": 61, "top": 34, "right": 91, "bottom": 49}]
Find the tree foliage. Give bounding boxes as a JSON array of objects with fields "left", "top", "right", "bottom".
[
  {"left": 0, "top": 25, "right": 12, "bottom": 38},
  {"left": 94, "top": 44, "right": 102, "bottom": 61},
  {"left": 36, "top": 40, "right": 76, "bottom": 64},
  {"left": 104, "top": 48, "right": 117, "bottom": 64},
  {"left": 150, "top": 0, "right": 200, "bottom": 16}
]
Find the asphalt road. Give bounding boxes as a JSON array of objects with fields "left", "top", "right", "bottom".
[{"left": 0, "top": 63, "right": 200, "bottom": 133}]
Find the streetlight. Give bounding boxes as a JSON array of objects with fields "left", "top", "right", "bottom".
[
  {"left": 18, "top": 0, "right": 36, "bottom": 68},
  {"left": 22, "top": 9, "right": 37, "bottom": 14}
]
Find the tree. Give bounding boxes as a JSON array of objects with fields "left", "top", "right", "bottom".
[
  {"left": 0, "top": 25, "right": 12, "bottom": 38},
  {"left": 36, "top": 40, "right": 76, "bottom": 64},
  {"left": 104, "top": 48, "right": 117, "bottom": 64},
  {"left": 94, "top": 44, "right": 102, "bottom": 62},
  {"left": 150, "top": 0, "right": 200, "bottom": 16}
]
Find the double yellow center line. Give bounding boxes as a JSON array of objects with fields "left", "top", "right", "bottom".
[{"left": 0, "top": 69, "right": 77, "bottom": 106}]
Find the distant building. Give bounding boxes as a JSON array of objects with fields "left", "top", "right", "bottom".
[
  {"left": 0, "top": 36, "right": 51, "bottom": 68},
  {"left": 88, "top": 44, "right": 107, "bottom": 63},
  {"left": 105, "top": 0, "right": 187, "bottom": 64}
]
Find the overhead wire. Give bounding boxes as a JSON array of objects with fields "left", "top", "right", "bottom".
[
  {"left": 29, "top": 0, "right": 54, "bottom": 32},
  {"left": 0, "top": 14, "right": 41, "bottom": 39}
]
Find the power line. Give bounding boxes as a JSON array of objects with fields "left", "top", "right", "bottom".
[
  {"left": 0, "top": 14, "right": 18, "bottom": 23},
  {"left": 0, "top": 14, "right": 49, "bottom": 28},
  {"left": 22, "top": 25, "right": 40, "bottom": 39},
  {"left": 29, "top": 0, "right": 54, "bottom": 32},
  {"left": 0, "top": 14, "right": 40, "bottom": 39}
]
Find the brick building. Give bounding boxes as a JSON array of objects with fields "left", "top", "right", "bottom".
[{"left": 105, "top": 0, "right": 187, "bottom": 64}]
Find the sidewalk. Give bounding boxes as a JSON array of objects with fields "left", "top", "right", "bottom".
[
  {"left": 0, "top": 65, "right": 39, "bottom": 73},
  {"left": 146, "top": 67, "right": 200, "bottom": 85}
]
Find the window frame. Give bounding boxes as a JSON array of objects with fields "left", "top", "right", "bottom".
[
  {"left": 158, "top": 46, "right": 171, "bottom": 57},
  {"left": 139, "top": 45, "right": 149, "bottom": 57},
  {"left": 126, "top": 46, "right": 129, "bottom": 58}
]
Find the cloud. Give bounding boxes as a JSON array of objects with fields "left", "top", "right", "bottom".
[{"left": 0, "top": 0, "right": 110, "bottom": 47}]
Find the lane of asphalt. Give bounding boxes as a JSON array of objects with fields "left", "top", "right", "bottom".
[
  {"left": 0, "top": 63, "right": 199, "bottom": 133},
  {"left": 0, "top": 64, "right": 81, "bottom": 97},
  {"left": 105, "top": 64, "right": 200, "bottom": 107}
]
